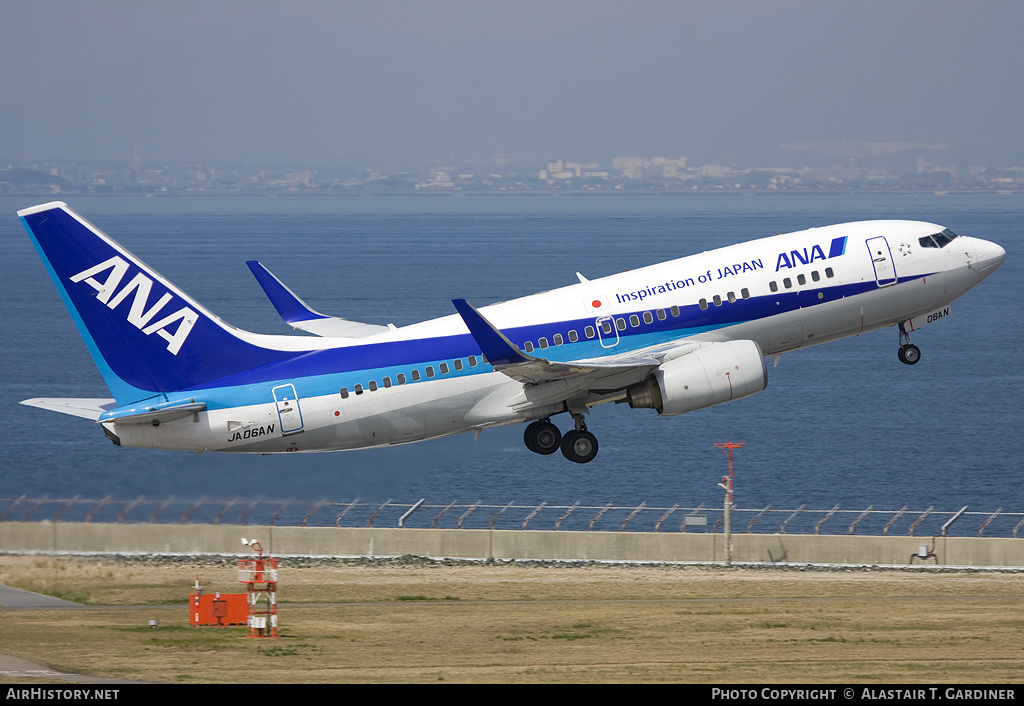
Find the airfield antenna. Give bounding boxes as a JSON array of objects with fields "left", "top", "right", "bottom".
[
  {"left": 715, "top": 442, "right": 745, "bottom": 566},
  {"left": 239, "top": 538, "right": 279, "bottom": 638}
]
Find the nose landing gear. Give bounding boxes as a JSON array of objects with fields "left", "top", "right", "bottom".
[
  {"left": 898, "top": 323, "right": 921, "bottom": 365},
  {"left": 898, "top": 343, "right": 921, "bottom": 365}
]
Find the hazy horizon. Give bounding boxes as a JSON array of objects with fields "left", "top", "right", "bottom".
[{"left": 3, "top": 1, "right": 1023, "bottom": 169}]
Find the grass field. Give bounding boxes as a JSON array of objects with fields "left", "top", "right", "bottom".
[{"left": 1, "top": 556, "right": 1022, "bottom": 684}]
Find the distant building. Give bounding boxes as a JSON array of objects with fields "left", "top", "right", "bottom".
[{"left": 613, "top": 156, "right": 686, "bottom": 179}]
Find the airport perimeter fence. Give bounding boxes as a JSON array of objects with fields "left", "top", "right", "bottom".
[{"left": 1, "top": 495, "right": 1023, "bottom": 539}]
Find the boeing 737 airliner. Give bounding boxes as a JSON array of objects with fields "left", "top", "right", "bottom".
[{"left": 17, "top": 202, "right": 1005, "bottom": 463}]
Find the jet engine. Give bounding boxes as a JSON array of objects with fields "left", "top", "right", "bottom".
[{"left": 623, "top": 339, "right": 767, "bottom": 416}]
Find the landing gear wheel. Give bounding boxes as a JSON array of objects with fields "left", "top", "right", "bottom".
[
  {"left": 897, "top": 323, "right": 920, "bottom": 366},
  {"left": 560, "top": 429, "right": 599, "bottom": 464},
  {"left": 524, "top": 420, "right": 561, "bottom": 455},
  {"left": 898, "top": 343, "right": 921, "bottom": 365}
]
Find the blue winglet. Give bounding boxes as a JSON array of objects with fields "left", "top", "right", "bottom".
[
  {"left": 246, "top": 261, "right": 329, "bottom": 324},
  {"left": 451, "top": 299, "right": 531, "bottom": 367}
]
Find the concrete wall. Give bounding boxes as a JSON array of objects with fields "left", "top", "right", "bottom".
[{"left": 1, "top": 521, "right": 1021, "bottom": 567}]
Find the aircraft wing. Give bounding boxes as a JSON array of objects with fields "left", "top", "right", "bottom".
[
  {"left": 246, "top": 261, "right": 392, "bottom": 338},
  {"left": 452, "top": 299, "right": 659, "bottom": 385}
]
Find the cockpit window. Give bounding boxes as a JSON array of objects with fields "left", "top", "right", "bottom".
[{"left": 919, "top": 228, "right": 960, "bottom": 249}]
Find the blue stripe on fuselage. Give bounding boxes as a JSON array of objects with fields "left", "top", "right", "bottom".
[{"left": 181, "top": 274, "right": 916, "bottom": 410}]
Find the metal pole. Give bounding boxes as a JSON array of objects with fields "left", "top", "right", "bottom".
[
  {"left": 715, "top": 442, "right": 744, "bottom": 566},
  {"left": 718, "top": 479, "right": 731, "bottom": 565}
]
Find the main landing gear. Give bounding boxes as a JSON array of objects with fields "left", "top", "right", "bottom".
[
  {"left": 523, "top": 414, "right": 599, "bottom": 464},
  {"left": 897, "top": 323, "right": 921, "bottom": 365},
  {"left": 523, "top": 419, "right": 561, "bottom": 455}
]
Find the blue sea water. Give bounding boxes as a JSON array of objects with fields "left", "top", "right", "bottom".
[{"left": 1, "top": 193, "right": 1021, "bottom": 531}]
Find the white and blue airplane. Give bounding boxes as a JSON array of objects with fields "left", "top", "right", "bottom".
[{"left": 17, "top": 202, "right": 1005, "bottom": 463}]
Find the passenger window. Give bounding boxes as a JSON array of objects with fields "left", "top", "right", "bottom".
[
  {"left": 340, "top": 387, "right": 349, "bottom": 399},
  {"left": 524, "top": 341, "right": 534, "bottom": 353},
  {"left": 539, "top": 337, "right": 548, "bottom": 349},
  {"left": 797, "top": 274, "right": 806, "bottom": 286},
  {"left": 629, "top": 314, "right": 640, "bottom": 327},
  {"left": 825, "top": 267, "right": 834, "bottom": 278},
  {"left": 411, "top": 369, "right": 421, "bottom": 382},
  {"left": 383, "top": 377, "right": 392, "bottom": 388},
  {"left": 671, "top": 305, "right": 680, "bottom": 317},
  {"left": 585, "top": 326, "right": 596, "bottom": 338},
  {"left": 468, "top": 355, "right": 478, "bottom": 366},
  {"left": 368, "top": 380, "right": 378, "bottom": 392},
  {"left": 425, "top": 366, "right": 435, "bottom": 378},
  {"left": 770, "top": 281, "right": 779, "bottom": 292},
  {"left": 397, "top": 373, "right": 407, "bottom": 385},
  {"left": 657, "top": 309, "right": 666, "bottom": 320},
  {"left": 699, "top": 298, "right": 708, "bottom": 310},
  {"left": 727, "top": 291, "right": 736, "bottom": 303},
  {"left": 354, "top": 383, "right": 364, "bottom": 395},
  {"left": 553, "top": 333, "right": 563, "bottom": 345},
  {"left": 643, "top": 311, "right": 653, "bottom": 324},
  {"left": 713, "top": 295, "right": 722, "bottom": 306},
  {"left": 811, "top": 271, "right": 820, "bottom": 282},
  {"left": 616, "top": 318, "right": 626, "bottom": 331},
  {"left": 741, "top": 288, "right": 750, "bottom": 299},
  {"left": 783, "top": 278, "right": 792, "bottom": 289},
  {"left": 601, "top": 321, "right": 613, "bottom": 334},
  {"left": 454, "top": 359, "right": 463, "bottom": 371},
  {"left": 439, "top": 362, "right": 449, "bottom": 375},
  {"left": 568, "top": 330, "right": 578, "bottom": 343}
]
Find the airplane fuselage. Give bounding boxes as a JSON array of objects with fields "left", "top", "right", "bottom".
[{"left": 81, "top": 219, "right": 1002, "bottom": 456}]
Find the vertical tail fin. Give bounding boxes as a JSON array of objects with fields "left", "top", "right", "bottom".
[{"left": 18, "top": 202, "right": 294, "bottom": 404}]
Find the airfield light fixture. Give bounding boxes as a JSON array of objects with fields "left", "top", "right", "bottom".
[{"left": 715, "top": 442, "right": 744, "bottom": 566}]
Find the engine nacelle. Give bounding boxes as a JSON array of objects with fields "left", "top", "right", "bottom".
[{"left": 624, "top": 339, "right": 768, "bottom": 417}]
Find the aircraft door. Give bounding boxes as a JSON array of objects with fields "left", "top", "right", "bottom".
[
  {"left": 596, "top": 315, "right": 619, "bottom": 348},
  {"left": 272, "top": 383, "right": 304, "bottom": 435},
  {"left": 866, "top": 236, "right": 897, "bottom": 287}
]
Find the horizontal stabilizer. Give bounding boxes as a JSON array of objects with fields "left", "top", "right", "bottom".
[
  {"left": 246, "top": 261, "right": 391, "bottom": 338},
  {"left": 97, "top": 399, "right": 207, "bottom": 425},
  {"left": 21, "top": 398, "right": 117, "bottom": 421}
]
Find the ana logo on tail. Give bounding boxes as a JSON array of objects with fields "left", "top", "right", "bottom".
[{"left": 69, "top": 255, "right": 198, "bottom": 355}]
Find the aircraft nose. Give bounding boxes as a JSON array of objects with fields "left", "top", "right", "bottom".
[{"left": 972, "top": 238, "right": 1006, "bottom": 275}]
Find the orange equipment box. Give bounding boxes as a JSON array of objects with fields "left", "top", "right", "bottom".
[{"left": 190, "top": 592, "right": 249, "bottom": 627}]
